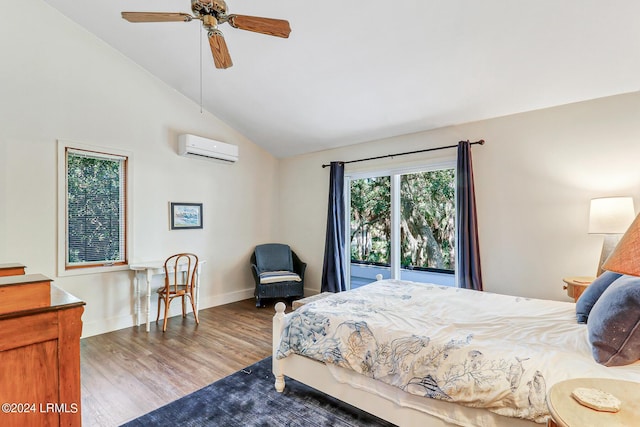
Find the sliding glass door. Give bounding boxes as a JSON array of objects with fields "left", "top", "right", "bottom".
[
  {"left": 347, "top": 164, "right": 456, "bottom": 289},
  {"left": 349, "top": 176, "right": 391, "bottom": 288}
]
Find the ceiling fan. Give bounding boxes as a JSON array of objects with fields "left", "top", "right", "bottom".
[{"left": 121, "top": 0, "right": 291, "bottom": 69}]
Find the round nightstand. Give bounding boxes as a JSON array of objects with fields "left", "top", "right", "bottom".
[
  {"left": 547, "top": 378, "right": 640, "bottom": 427},
  {"left": 562, "top": 276, "right": 595, "bottom": 302}
]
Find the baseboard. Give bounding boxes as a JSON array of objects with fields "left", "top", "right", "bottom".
[
  {"left": 82, "top": 314, "right": 140, "bottom": 338},
  {"left": 81, "top": 287, "right": 255, "bottom": 338},
  {"left": 197, "top": 288, "right": 254, "bottom": 308}
]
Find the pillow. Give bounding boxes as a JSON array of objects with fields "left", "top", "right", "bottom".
[
  {"left": 576, "top": 271, "right": 622, "bottom": 323},
  {"left": 587, "top": 275, "right": 640, "bottom": 366},
  {"left": 259, "top": 271, "right": 302, "bottom": 284}
]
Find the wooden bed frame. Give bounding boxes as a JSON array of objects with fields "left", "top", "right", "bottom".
[{"left": 272, "top": 302, "right": 539, "bottom": 427}]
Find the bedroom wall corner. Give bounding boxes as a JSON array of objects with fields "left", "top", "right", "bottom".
[
  {"left": 277, "top": 91, "right": 640, "bottom": 301},
  {"left": 0, "top": 0, "right": 280, "bottom": 337}
]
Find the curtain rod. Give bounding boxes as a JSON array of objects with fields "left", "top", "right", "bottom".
[{"left": 321, "top": 139, "right": 485, "bottom": 168}]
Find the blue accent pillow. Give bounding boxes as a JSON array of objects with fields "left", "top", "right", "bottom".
[
  {"left": 587, "top": 275, "right": 640, "bottom": 366},
  {"left": 575, "top": 271, "right": 622, "bottom": 323}
]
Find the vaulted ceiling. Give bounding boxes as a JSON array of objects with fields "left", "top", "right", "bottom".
[{"left": 43, "top": 0, "right": 640, "bottom": 158}]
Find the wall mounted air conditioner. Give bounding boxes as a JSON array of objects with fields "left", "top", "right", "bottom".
[{"left": 178, "top": 134, "right": 238, "bottom": 163}]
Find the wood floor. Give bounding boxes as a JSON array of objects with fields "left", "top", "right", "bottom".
[{"left": 80, "top": 298, "right": 284, "bottom": 426}]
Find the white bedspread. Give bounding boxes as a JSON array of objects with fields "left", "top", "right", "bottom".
[{"left": 276, "top": 280, "right": 640, "bottom": 424}]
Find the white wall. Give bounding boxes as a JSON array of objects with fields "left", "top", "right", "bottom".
[
  {"left": 0, "top": 1, "right": 278, "bottom": 336},
  {"left": 2, "top": 2, "right": 640, "bottom": 339},
  {"left": 279, "top": 91, "right": 640, "bottom": 301}
]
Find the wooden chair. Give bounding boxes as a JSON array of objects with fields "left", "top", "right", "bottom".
[{"left": 156, "top": 253, "right": 199, "bottom": 332}]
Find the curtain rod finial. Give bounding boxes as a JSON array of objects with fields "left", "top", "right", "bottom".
[{"left": 322, "top": 161, "right": 345, "bottom": 168}]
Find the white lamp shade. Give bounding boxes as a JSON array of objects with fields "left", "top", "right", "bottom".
[{"left": 588, "top": 197, "right": 636, "bottom": 234}]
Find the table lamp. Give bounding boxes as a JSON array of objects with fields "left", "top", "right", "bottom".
[
  {"left": 602, "top": 212, "right": 640, "bottom": 277},
  {"left": 588, "top": 197, "right": 635, "bottom": 276}
]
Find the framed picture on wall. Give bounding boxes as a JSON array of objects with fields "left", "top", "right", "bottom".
[{"left": 170, "top": 202, "right": 203, "bottom": 230}]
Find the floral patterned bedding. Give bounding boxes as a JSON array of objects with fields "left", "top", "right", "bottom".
[{"left": 276, "top": 280, "right": 640, "bottom": 424}]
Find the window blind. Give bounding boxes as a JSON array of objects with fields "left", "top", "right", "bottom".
[{"left": 66, "top": 148, "right": 127, "bottom": 267}]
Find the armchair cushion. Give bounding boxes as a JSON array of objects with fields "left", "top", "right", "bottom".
[
  {"left": 259, "top": 271, "right": 302, "bottom": 284},
  {"left": 254, "top": 244, "right": 293, "bottom": 273}
]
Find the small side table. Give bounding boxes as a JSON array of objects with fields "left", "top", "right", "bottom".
[
  {"left": 547, "top": 378, "right": 640, "bottom": 427},
  {"left": 562, "top": 276, "right": 595, "bottom": 302}
]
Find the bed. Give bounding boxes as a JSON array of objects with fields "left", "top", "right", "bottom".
[{"left": 272, "top": 279, "right": 640, "bottom": 426}]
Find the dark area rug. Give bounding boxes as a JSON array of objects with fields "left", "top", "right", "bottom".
[{"left": 121, "top": 356, "right": 396, "bottom": 427}]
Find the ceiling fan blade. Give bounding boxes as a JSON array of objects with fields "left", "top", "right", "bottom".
[
  {"left": 208, "top": 31, "right": 233, "bottom": 69},
  {"left": 121, "top": 12, "right": 193, "bottom": 23},
  {"left": 228, "top": 15, "right": 291, "bottom": 38}
]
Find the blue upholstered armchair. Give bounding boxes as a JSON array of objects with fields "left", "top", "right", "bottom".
[{"left": 250, "top": 243, "right": 306, "bottom": 307}]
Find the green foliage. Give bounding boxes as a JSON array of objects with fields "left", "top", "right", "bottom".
[
  {"left": 400, "top": 169, "right": 455, "bottom": 270},
  {"left": 67, "top": 154, "right": 123, "bottom": 263},
  {"left": 350, "top": 176, "right": 391, "bottom": 264},
  {"left": 350, "top": 169, "right": 455, "bottom": 271}
]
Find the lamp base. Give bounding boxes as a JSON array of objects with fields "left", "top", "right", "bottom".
[{"left": 597, "top": 234, "right": 622, "bottom": 276}]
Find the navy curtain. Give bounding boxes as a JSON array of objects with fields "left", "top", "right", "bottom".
[
  {"left": 321, "top": 162, "right": 347, "bottom": 293},
  {"left": 456, "top": 141, "right": 483, "bottom": 291}
]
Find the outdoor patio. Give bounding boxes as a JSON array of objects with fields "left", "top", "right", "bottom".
[{"left": 349, "top": 263, "right": 455, "bottom": 289}]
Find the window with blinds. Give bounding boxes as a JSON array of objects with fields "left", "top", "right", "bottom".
[{"left": 65, "top": 148, "right": 127, "bottom": 269}]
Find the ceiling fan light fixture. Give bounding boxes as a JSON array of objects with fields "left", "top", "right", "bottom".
[
  {"left": 121, "top": 0, "right": 290, "bottom": 69},
  {"left": 202, "top": 14, "right": 218, "bottom": 28},
  {"left": 191, "top": 0, "right": 227, "bottom": 16}
]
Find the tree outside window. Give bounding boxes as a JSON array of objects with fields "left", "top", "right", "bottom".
[
  {"left": 350, "top": 168, "right": 455, "bottom": 273},
  {"left": 400, "top": 169, "right": 455, "bottom": 271},
  {"left": 65, "top": 148, "right": 127, "bottom": 268}
]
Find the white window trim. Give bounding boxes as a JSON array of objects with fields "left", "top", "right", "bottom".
[
  {"left": 345, "top": 159, "right": 456, "bottom": 181},
  {"left": 344, "top": 176, "right": 352, "bottom": 286},
  {"left": 345, "top": 159, "right": 456, "bottom": 284},
  {"left": 56, "top": 140, "right": 133, "bottom": 277}
]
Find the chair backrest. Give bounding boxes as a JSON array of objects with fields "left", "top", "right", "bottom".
[
  {"left": 254, "top": 244, "right": 293, "bottom": 272},
  {"left": 164, "top": 253, "right": 198, "bottom": 293}
]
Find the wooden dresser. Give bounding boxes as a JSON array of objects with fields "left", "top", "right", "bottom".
[
  {"left": 0, "top": 263, "right": 26, "bottom": 277},
  {"left": 0, "top": 269, "right": 85, "bottom": 427}
]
